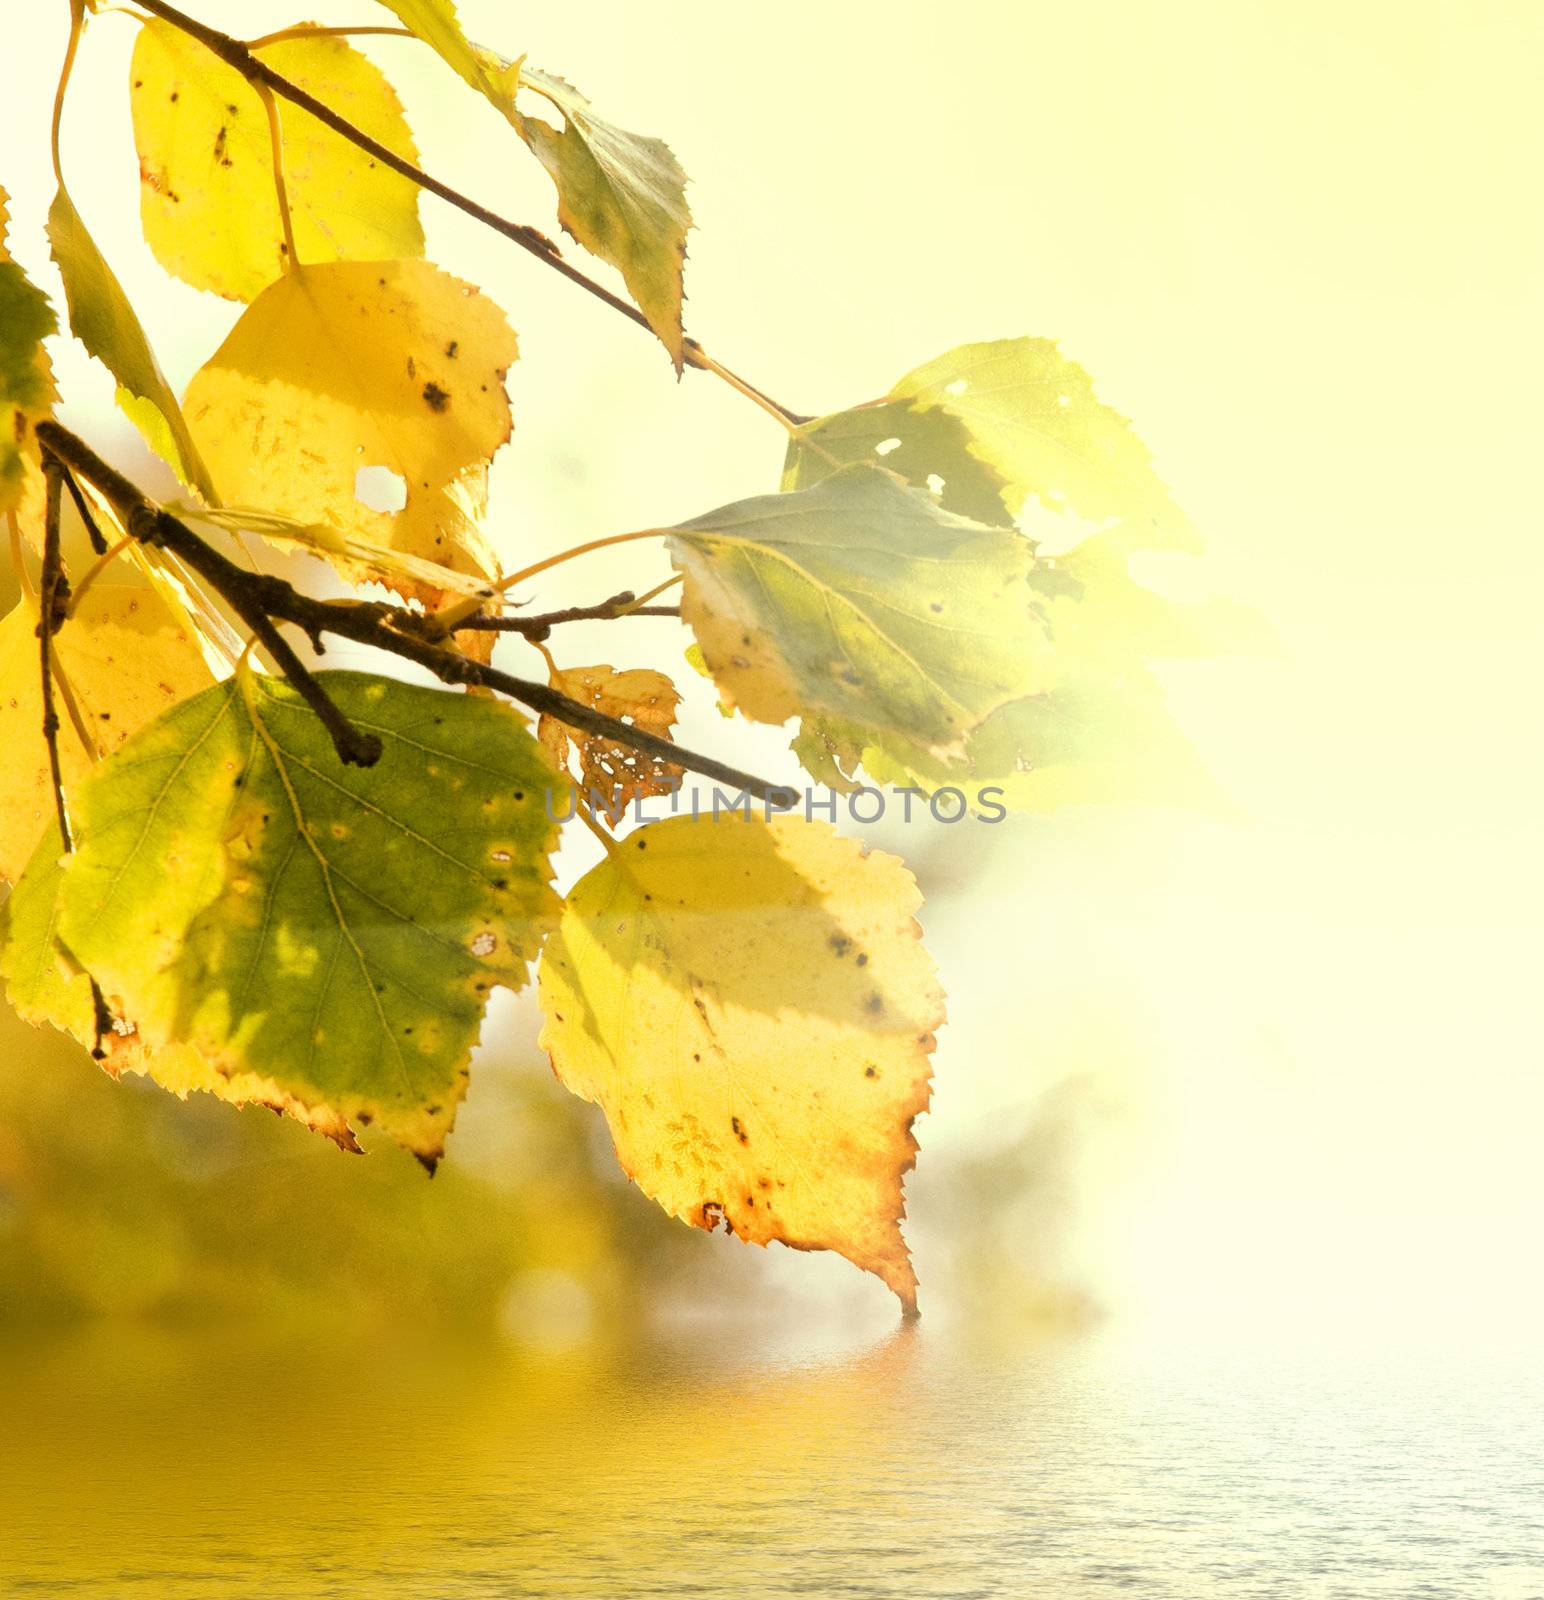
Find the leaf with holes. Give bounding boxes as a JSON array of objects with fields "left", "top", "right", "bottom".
[
  {"left": 783, "top": 398, "right": 1012, "bottom": 528},
  {"left": 0, "top": 187, "right": 57, "bottom": 548},
  {"left": 1, "top": 822, "right": 358, "bottom": 1148},
  {"left": 538, "top": 814, "right": 942, "bottom": 1311},
  {"left": 181, "top": 258, "right": 517, "bottom": 602},
  {"left": 667, "top": 464, "right": 1053, "bottom": 762},
  {"left": 53, "top": 669, "right": 562, "bottom": 1162},
  {"left": 537, "top": 663, "right": 681, "bottom": 827},
  {"left": 785, "top": 337, "right": 1197, "bottom": 542},
  {"left": 0, "top": 585, "right": 214, "bottom": 883},
  {"left": 130, "top": 19, "right": 425, "bottom": 301}
]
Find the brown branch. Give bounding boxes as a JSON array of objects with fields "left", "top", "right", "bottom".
[
  {"left": 130, "top": 0, "right": 806, "bottom": 422},
  {"left": 57, "top": 465, "right": 109, "bottom": 555},
  {"left": 38, "top": 423, "right": 798, "bottom": 810},
  {"left": 38, "top": 460, "right": 113, "bottom": 1060},
  {"left": 457, "top": 592, "right": 681, "bottom": 640},
  {"left": 37, "top": 464, "right": 73, "bottom": 852}
]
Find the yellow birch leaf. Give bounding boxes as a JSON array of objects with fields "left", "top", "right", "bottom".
[
  {"left": 0, "top": 584, "right": 214, "bottom": 883},
  {"left": 538, "top": 814, "right": 943, "bottom": 1312},
  {"left": 130, "top": 19, "right": 425, "bottom": 302},
  {"left": 537, "top": 664, "right": 681, "bottom": 827},
  {"left": 182, "top": 258, "right": 517, "bottom": 600}
]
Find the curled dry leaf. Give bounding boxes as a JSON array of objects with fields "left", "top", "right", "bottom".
[
  {"left": 538, "top": 814, "right": 943, "bottom": 1312},
  {"left": 537, "top": 663, "right": 682, "bottom": 826}
]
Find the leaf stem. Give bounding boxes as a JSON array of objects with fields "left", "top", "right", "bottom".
[
  {"left": 247, "top": 23, "right": 414, "bottom": 50},
  {"left": 127, "top": 0, "right": 808, "bottom": 423},
  {"left": 49, "top": 0, "right": 85, "bottom": 183},
  {"left": 255, "top": 82, "right": 301, "bottom": 271},
  {"left": 38, "top": 421, "right": 797, "bottom": 809},
  {"left": 66, "top": 535, "right": 134, "bottom": 616}
]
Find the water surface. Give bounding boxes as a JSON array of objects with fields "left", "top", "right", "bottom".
[{"left": 3, "top": 1321, "right": 1539, "bottom": 1597}]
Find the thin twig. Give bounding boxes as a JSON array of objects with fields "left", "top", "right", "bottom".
[
  {"left": 57, "top": 465, "right": 109, "bottom": 555},
  {"left": 38, "top": 466, "right": 73, "bottom": 853},
  {"left": 38, "top": 423, "right": 797, "bottom": 809},
  {"left": 128, "top": 0, "right": 806, "bottom": 421},
  {"left": 454, "top": 592, "right": 680, "bottom": 637},
  {"left": 38, "top": 458, "right": 114, "bottom": 1058}
]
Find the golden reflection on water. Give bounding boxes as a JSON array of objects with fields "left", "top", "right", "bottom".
[{"left": 6, "top": 1317, "right": 1544, "bottom": 1598}]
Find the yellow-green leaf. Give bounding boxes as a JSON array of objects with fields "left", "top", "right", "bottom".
[
  {"left": 509, "top": 66, "right": 691, "bottom": 371},
  {"left": 795, "top": 664, "right": 1223, "bottom": 816},
  {"left": 130, "top": 19, "right": 425, "bottom": 302},
  {"left": 0, "top": 822, "right": 359, "bottom": 1149},
  {"left": 53, "top": 669, "right": 561, "bottom": 1162},
  {"left": 371, "top": 0, "right": 504, "bottom": 102},
  {"left": 890, "top": 337, "right": 1199, "bottom": 547},
  {"left": 46, "top": 185, "right": 216, "bottom": 499},
  {"left": 667, "top": 464, "right": 1053, "bottom": 757},
  {"left": 0, "top": 584, "right": 214, "bottom": 883},
  {"left": 373, "top": 1, "right": 691, "bottom": 367},
  {"left": 0, "top": 187, "right": 58, "bottom": 547},
  {"left": 538, "top": 814, "right": 942, "bottom": 1311},
  {"left": 181, "top": 258, "right": 517, "bottom": 599}
]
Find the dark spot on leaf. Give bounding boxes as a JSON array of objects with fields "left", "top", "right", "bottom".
[
  {"left": 866, "top": 993, "right": 883, "bottom": 1014},
  {"left": 856, "top": 952, "right": 868, "bottom": 967},
  {"left": 865, "top": 1065, "right": 879, "bottom": 1078},
  {"left": 829, "top": 933, "right": 851, "bottom": 956},
  {"left": 731, "top": 1116, "right": 748, "bottom": 1145},
  {"left": 422, "top": 382, "right": 450, "bottom": 412},
  {"left": 930, "top": 601, "right": 943, "bottom": 613},
  {"left": 445, "top": 340, "right": 459, "bottom": 358}
]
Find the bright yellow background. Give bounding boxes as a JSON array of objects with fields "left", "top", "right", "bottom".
[{"left": 1, "top": 0, "right": 1541, "bottom": 1354}]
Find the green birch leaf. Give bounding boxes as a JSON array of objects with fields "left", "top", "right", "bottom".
[
  {"left": 53, "top": 669, "right": 563, "bottom": 1163},
  {"left": 0, "top": 187, "right": 58, "bottom": 543},
  {"left": 46, "top": 185, "right": 216, "bottom": 500},
  {"left": 508, "top": 66, "right": 691, "bottom": 371},
  {"left": 666, "top": 465, "right": 1053, "bottom": 759},
  {"left": 373, "top": 1, "right": 691, "bottom": 368},
  {"left": 780, "top": 340, "right": 1271, "bottom": 808}
]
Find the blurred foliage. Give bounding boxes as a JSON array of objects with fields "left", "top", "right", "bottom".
[{"left": 0, "top": 996, "right": 705, "bottom": 1335}]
